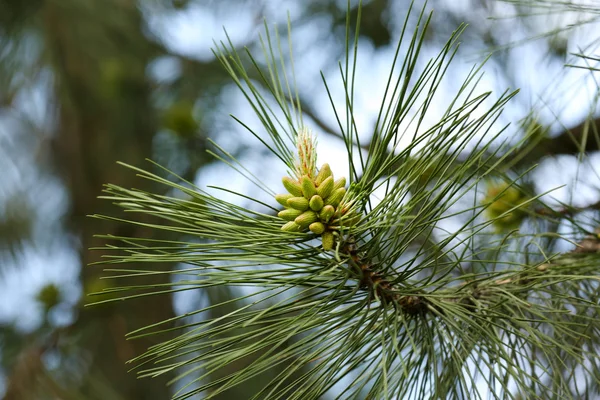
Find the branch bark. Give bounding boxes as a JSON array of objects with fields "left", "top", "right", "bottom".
[{"left": 508, "top": 117, "right": 600, "bottom": 169}]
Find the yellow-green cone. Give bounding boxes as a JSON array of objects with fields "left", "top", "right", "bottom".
[
  {"left": 295, "top": 210, "right": 319, "bottom": 227},
  {"left": 309, "top": 195, "right": 324, "bottom": 211},
  {"left": 319, "top": 205, "right": 335, "bottom": 222},
  {"left": 275, "top": 193, "right": 294, "bottom": 206},
  {"left": 287, "top": 197, "right": 309, "bottom": 211},
  {"left": 333, "top": 177, "right": 346, "bottom": 191},
  {"left": 301, "top": 176, "right": 317, "bottom": 199},
  {"left": 275, "top": 129, "right": 356, "bottom": 249},
  {"left": 282, "top": 176, "right": 303, "bottom": 197},
  {"left": 316, "top": 176, "right": 334, "bottom": 198},
  {"left": 278, "top": 208, "right": 304, "bottom": 221},
  {"left": 315, "top": 163, "right": 332, "bottom": 186},
  {"left": 325, "top": 187, "right": 346, "bottom": 207},
  {"left": 309, "top": 222, "right": 325, "bottom": 234},
  {"left": 322, "top": 231, "right": 334, "bottom": 251},
  {"left": 281, "top": 221, "right": 301, "bottom": 232}
]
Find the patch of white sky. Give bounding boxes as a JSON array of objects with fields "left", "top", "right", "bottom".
[
  {"left": 494, "top": 1, "right": 600, "bottom": 131},
  {"left": 147, "top": 55, "right": 182, "bottom": 84},
  {"left": 0, "top": 242, "right": 80, "bottom": 331},
  {"left": 536, "top": 153, "right": 600, "bottom": 207},
  {"left": 509, "top": 37, "right": 598, "bottom": 130},
  {"left": 144, "top": 2, "right": 257, "bottom": 61}
]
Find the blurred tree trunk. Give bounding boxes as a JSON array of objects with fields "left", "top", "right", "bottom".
[{"left": 43, "top": 1, "right": 175, "bottom": 398}]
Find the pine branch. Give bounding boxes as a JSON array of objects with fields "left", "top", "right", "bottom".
[
  {"left": 90, "top": 2, "right": 600, "bottom": 398},
  {"left": 343, "top": 231, "right": 600, "bottom": 316}
]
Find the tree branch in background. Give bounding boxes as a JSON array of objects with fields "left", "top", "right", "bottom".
[
  {"left": 299, "top": 94, "right": 600, "bottom": 174},
  {"left": 509, "top": 116, "right": 600, "bottom": 169},
  {"left": 535, "top": 199, "right": 600, "bottom": 218}
]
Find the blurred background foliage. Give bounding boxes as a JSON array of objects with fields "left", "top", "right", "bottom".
[{"left": 0, "top": 0, "right": 599, "bottom": 399}]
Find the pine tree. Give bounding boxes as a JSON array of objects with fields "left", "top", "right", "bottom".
[{"left": 92, "top": 2, "right": 600, "bottom": 399}]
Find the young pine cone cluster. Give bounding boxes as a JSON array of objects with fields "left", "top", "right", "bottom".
[{"left": 275, "top": 163, "right": 358, "bottom": 251}]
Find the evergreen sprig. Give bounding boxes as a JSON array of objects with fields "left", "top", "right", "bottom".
[{"left": 91, "top": 2, "right": 600, "bottom": 399}]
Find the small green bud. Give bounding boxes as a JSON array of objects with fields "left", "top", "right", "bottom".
[
  {"left": 483, "top": 183, "right": 528, "bottom": 232},
  {"left": 309, "top": 195, "right": 324, "bottom": 211},
  {"left": 301, "top": 176, "right": 317, "bottom": 199},
  {"left": 319, "top": 205, "right": 335, "bottom": 222},
  {"left": 281, "top": 221, "right": 301, "bottom": 232},
  {"left": 275, "top": 193, "right": 294, "bottom": 206},
  {"left": 278, "top": 208, "right": 304, "bottom": 221},
  {"left": 316, "top": 176, "right": 334, "bottom": 199},
  {"left": 282, "top": 176, "right": 303, "bottom": 197},
  {"left": 315, "top": 163, "right": 333, "bottom": 186},
  {"left": 162, "top": 101, "right": 198, "bottom": 137},
  {"left": 309, "top": 222, "right": 326, "bottom": 234},
  {"left": 485, "top": 185, "right": 524, "bottom": 213},
  {"left": 322, "top": 231, "right": 334, "bottom": 251},
  {"left": 36, "top": 284, "right": 61, "bottom": 311},
  {"left": 333, "top": 177, "right": 347, "bottom": 191},
  {"left": 325, "top": 188, "right": 346, "bottom": 207},
  {"left": 295, "top": 210, "right": 319, "bottom": 227},
  {"left": 287, "top": 197, "right": 309, "bottom": 211},
  {"left": 537, "top": 263, "right": 549, "bottom": 272}
]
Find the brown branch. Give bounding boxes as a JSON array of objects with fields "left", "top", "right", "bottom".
[
  {"left": 513, "top": 117, "right": 600, "bottom": 168},
  {"left": 300, "top": 96, "right": 600, "bottom": 171},
  {"left": 295, "top": 96, "right": 374, "bottom": 153},
  {"left": 534, "top": 199, "right": 600, "bottom": 217},
  {"left": 341, "top": 229, "right": 600, "bottom": 317}
]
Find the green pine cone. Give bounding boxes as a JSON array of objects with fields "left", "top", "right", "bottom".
[
  {"left": 287, "top": 197, "right": 309, "bottom": 211},
  {"left": 333, "top": 177, "right": 347, "bottom": 191},
  {"left": 322, "top": 231, "right": 334, "bottom": 251},
  {"left": 275, "top": 193, "right": 294, "bottom": 206},
  {"left": 282, "top": 176, "right": 303, "bottom": 197},
  {"left": 278, "top": 208, "right": 304, "bottom": 221},
  {"left": 309, "top": 195, "right": 324, "bottom": 211},
  {"left": 316, "top": 176, "right": 334, "bottom": 199},
  {"left": 319, "top": 205, "right": 335, "bottom": 222},
  {"left": 309, "top": 222, "right": 326, "bottom": 234},
  {"left": 301, "top": 176, "right": 317, "bottom": 199},
  {"left": 325, "top": 188, "right": 346, "bottom": 207},
  {"left": 315, "top": 163, "right": 333, "bottom": 186},
  {"left": 281, "top": 221, "right": 301, "bottom": 232},
  {"left": 295, "top": 210, "right": 319, "bottom": 227}
]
